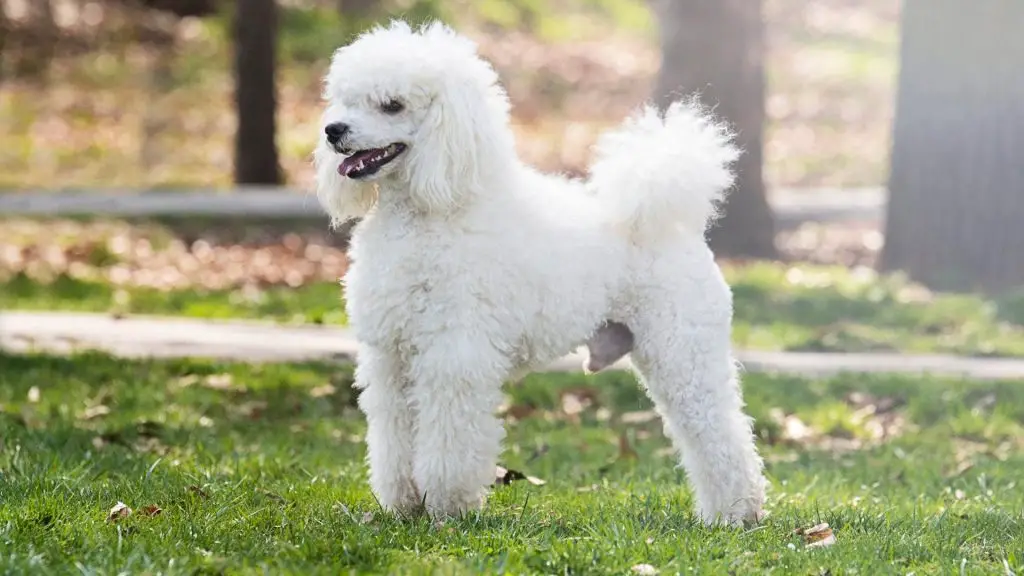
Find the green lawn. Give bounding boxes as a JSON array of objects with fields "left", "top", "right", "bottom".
[
  {"left": 5, "top": 261, "right": 1024, "bottom": 357},
  {"left": 1, "top": 352, "right": 1022, "bottom": 574}
]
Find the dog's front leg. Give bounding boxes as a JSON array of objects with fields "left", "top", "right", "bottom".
[
  {"left": 355, "top": 345, "right": 422, "bottom": 515},
  {"left": 408, "top": 336, "right": 509, "bottom": 519}
]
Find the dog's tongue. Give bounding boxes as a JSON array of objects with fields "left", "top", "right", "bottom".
[{"left": 338, "top": 149, "right": 380, "bottom": 176}]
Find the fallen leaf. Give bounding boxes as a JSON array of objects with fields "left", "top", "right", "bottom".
[
  {"left": 309, "top": 384, "right": 336, "bottom": 398},
  {"left": 133, "top": 436, "right": 168, "bottom": 454},
  {"left": 238, "top": 400, "right": 268, "bottom": 420},
  {"left": 558, "top": 387, "right": 599, "bottom": 418},
  {"left": 494, "top": 465, "right": 546, "bottom": 486},
  {"left": 187, "top": 485, "right": 209, "bottom": 499},
  {"left": 655, "top": 447, "right": 676, "bottom": 459},
  {"left": 202, "top": 374, "right": 238, "bottom": 391},
  {"left": 621, "top": 410, "right": 659, "bottom": 425},
  {"left": 631, "top": 564, "right": 659, "bottom": 575},
  {"left": 107, "top": 501, "right": 132, "bottom": 522},
  {"left": 81, "top": 405, "right": 111, "bottom": 420},
  {"left": 770, "top": 408, "right": 816, "bottom": 443},
  {"left": 799, "top": 523, "right": 837, "bottom": 548},
  {"left": 139, "top": 505, "right": 162, "bottom": 517},
  {"left": 27, "top": 387, "right": 40, "bottom": 403},
  {"left": 561, "top": 393, "right": 585, "bottom": 417},
  {"left": 504, "top": 403, "right": 537, "bottom": 421}
]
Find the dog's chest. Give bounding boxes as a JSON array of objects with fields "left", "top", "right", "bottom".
[{"left": 344, "top": 221, "right": 463, "bottom": 351}]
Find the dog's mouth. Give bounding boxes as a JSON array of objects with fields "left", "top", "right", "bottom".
[{"left": 338, "top": 143, "right": 407, "bottom": 179}]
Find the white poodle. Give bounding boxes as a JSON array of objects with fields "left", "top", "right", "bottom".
[{"left": 314, "top": 20, "right": 766, "bottom": 526}]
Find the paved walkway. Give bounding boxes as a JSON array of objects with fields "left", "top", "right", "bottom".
[
  {"left": 3, "top": 311, "right": 1024, "bottom": 380},
  {"left": 0, "top": 187, "right": 885, "bottom": 227}
]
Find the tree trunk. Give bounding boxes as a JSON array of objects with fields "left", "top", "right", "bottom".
[
  {"left": 336, "top": 0, "right": 377, "bottom": 19},
  {"left": 880, "top": 1, "right": 1024, "bottom": 293},
  {"left": 233, "top": 0, "right": 282, "bottom": 185},
  {"left": 0, "top": 1, "right": 9, "bottom": 83},
  {"left": 650, "top": 0, "right": 777, "bottom": 259},
  {"left": 13, "top": 0, "right": 57, "bottom": 84}
]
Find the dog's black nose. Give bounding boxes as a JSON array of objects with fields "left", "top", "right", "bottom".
[{"left": 324, "top": 122, "right": 349, "bottom": 145}]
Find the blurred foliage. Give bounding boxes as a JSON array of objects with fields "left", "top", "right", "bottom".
[{"left": 0, "top": 0, "right": 897, "bottom": 190}]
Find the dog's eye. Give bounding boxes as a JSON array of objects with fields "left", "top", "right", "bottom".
[{"left": 380, "top": 99, "right": 404, "bottom": 114}]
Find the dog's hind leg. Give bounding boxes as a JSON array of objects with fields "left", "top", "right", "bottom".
[
  {"left": 630, "top": 317, "right": 766, "bottom": 526},
  {"left": 355, "top": 346, "right": 422, "bottom": 516}
]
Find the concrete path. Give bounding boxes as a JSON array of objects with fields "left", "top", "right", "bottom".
[
  {"left": 0, "top": 187, "right": 885, "bottom": 227},
  {"left": 3, "top": 311, "right": 1023, "bottom": 380}
]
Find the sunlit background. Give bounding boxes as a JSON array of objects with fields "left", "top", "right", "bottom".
[{"left": 1, "top": 0, "right": 1022, "bottom": 352}]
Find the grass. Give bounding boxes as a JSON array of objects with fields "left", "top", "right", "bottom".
[
  {"left": 0, "top": 272, "right": 349, "bottom": 325},
  {"left": 1, "top": 351, "right": 1023, "bottom": 573},
  {"left": 5, "top": 261, "right": 1024, "bottom": 357}
]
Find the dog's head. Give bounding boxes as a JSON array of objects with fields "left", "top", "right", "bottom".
[{"left": 315, "top": 21, "right": 513, "bottom": 225}]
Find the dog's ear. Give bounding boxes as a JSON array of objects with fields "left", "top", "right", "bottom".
[{"left": 404, "top": 79, "right": 493, "bottom": 215}]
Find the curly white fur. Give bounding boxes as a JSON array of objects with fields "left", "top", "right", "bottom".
[{"left": 315, "top": 20, "right": 766, "bottom": 526}]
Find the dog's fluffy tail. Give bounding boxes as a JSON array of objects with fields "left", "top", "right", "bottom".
[{"left": 589, "top": 98, "right": 739, "bottom": 243}]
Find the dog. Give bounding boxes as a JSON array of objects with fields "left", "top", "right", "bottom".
[{"left": 314, "top": 20, "right": 766, "bottom": 526}]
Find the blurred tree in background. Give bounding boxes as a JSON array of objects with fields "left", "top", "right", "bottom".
[
  {"left": 650, "top": 0, "right": 777, "bottom": 259},
  {"left": 0, "top": 2, "right": 8, "bottom": 83},
  {"left": 880, "top": 0, "right": 1024, "bottom": 293},
  {"left": 234, "top": 0, "right": 282, "bottom": 185},
  {"left": 335, "top": 0, "right": 377, "bottom": 19},
  {"left": 12, "top": 0, "right": 57, "bottom": 83}
]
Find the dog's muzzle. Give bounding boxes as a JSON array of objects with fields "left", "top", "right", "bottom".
[{"left": 325, "top": 122, "right": 350, "bottom": 150}]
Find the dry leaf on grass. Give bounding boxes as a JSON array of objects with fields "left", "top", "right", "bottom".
[
  {"left": 769, "top": 408, "right": 817, "bottom": 444},
  {"left": 187, "top": 485, "right": 209, "bottom": 499},
  {"left": 309, "top": 384, "right": 336, "bottom": 398},
  {"left": 503, "top": 403, "right": 537, "bottom": 421},
  {"left": 81, "top": 405, "right": 111, "bottom": 420},
  {"left": 238, "top": 400, "right": 268, "bottom": 420},
  {"left": 558, "top": 387, "right": 600, "bottom": 419},
  {"left": 654, "top": 447, "right": 676, "bottom": 459},
  {"left": 621, "top": 410, "right": 659, "bottom": 425},
  {"left": 494, "top": 465, "right": 546, "bottom": 486},
  {"left": 139, "top": 505, "right": 162, "bottom": 517},
  {"left": 560, "top": 393, "right": 586, "bottom": 417},
  {"left": 796, "top": 522, "right": 837, "bottom": 548},
  {"left": 107, "top": 501, "right": 132, "bottom": 522},
  {"left": 202, "top": 374, "right": 241, "bottom": 392}
]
